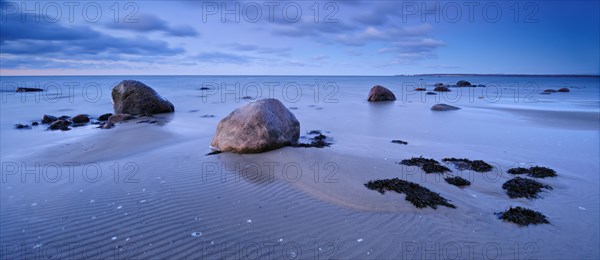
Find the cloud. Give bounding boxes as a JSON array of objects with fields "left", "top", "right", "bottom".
[
  {"left": 106, "top": 14, "right": 198, "bottom": 37},
  {"left": 0, "top": 8, "right": 185, "bottom": 69},
  {"left": 224, "top": 43, "right": 291, "bottom": 55},
  {"left": 336, "top": 24, "right": 433, "bottom": 46},
  {"left": 194, "top": 52, "right": 255, "bottom": 64}
]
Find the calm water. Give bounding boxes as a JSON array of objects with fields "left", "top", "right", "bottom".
[{"left": 1, "top": 75, "right": 599, "bottom": 259}]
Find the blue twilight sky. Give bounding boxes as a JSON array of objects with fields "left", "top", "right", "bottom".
[{"left": 0, "top": 0, "right": 598, "bottom": 75}]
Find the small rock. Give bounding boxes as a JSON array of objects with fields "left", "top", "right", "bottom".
[
  {"left": 42, "top": 115, "right": 58, "bottom": 124},
  {"left": 71, "top": 114, "right": 90, "bottom": 124},
  {"left": 15, "top": 124, "right": 31, "bottom": 129},
  {"left": 48, "top": 120, "right": 71, "bottom": 131},
  {"left": 557, "top": 87, "right": 570, "bottom": 92},
  {"left": 98, "top": 113, "right": 113, "bottom": 121},
  {"left": 544, "top": 89, "right": 557, "bottom": 93},
  {"left": 433, "top": 86, "right": 451, "bottom": 92},
  {"left": 431, "top": 104, "right": 460, "bottom": 111},
  {"left": 456, "top": 80, "right": 472, "bottom": 87},
  {"left": 367, "top": 85, "right": 396, "bottom": 102},
  {"left": 32, "top": 121, "right": 39, "bottom": 126},
  {"left": 100, "top": 122, "right": 114, "bottom": 129},
  {"left": 426, "top": 92, "right": 437, "bottom": 95},
  {"left": 415, "top": 88, "right": 426, "bottom": 91},
  {"left": 108, "top": 114, "right": 136, "bottom": 124},
  {"left": 391, "top": 140, "right": 408, "bottom": 145},
  {"left": 16, "top": 87, "right": 43, "bottom": 92}
]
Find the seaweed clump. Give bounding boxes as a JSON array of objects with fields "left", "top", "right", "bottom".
[
  {"left": 507, "top": 167, "right": 530, "bottom": 175},
  {"left": 442, "top": 158, "right": 493, "bottom": 172},
  {"left": 502, "top": 177, "right": 553, "bottom": 199},
  {"left": 507, "top": 166, "right": 557, "bottom": 178},
  {"left": 399, "top": 157, "right": 450, "bottom": 173},
  {"left": 292, "top": 131, "right": 332, "bottom": 148},
  {"left": 528, "top": 166, "right": 557, "bottom": 178},
  {"left": 365, "top": 178, "right": 455, "bottom": 209},
  {"left": 444, "top": 176, "right": 471, "bottom": 187},
  {"left": 496, "top": 206, "right": 549, "bottom": 226},
  {"left": 391, "top": 140, "right": 408, "bottom": 145}
]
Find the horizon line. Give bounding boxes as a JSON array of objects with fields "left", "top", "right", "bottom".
[{"left": 1, "top": 73, "right": 599, "bottom": 77}]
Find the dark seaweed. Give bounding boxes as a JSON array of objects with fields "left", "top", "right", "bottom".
[
  {"left": 365, "top": 178, "right": 455, "bottom": 209},
  {"left": 496, "top": 206, "right": 549, "bottom": 226},
  {"left": 502, "top": 177, "right": 553, "bottom": 199},
  {"left": 399, "top": 157, "right": 450, "bottom": 173},
  {"left": 442, "top": 158, "right": 493, "bottom": 172},
  {"left": 445, "top": 176, "right": 471, "bottom": 187}
]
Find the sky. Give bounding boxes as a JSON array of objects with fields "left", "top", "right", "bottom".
[{"left": 0, "top": 0, "right": 599, "bottom": 75}]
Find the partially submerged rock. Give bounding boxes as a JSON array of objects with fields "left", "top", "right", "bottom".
[
  {"left": 557, "top": 87, "right": 570, "bottom": 92},
  {"left": 433, "top": 86, "right": 451, "bottom": 92},
  {"left": 108, "top": 114, "right": 136, "bottom": 124},
  {"left": 112, "top": 80, "right": 175, "bottom": 115},
  {"left": 15, "top": 123, "right": 31, "bottom": 129},
  {"left": 367, "top": 85, "right": 396, "bottom": 102},
  {"left": 426, "top": 92, "right": 437, "bottom": 95},
  {"left": 42, "top": 115, "right": 58, "bottom": 124},
  {"left": 16, "top": 87, "right": 43, "bottom": 92},
  {"left": 415, "top": 88, "right": 426, "bottom": 91},
  {"left": 445, "top": 176, "right": 471, "bottom": 187},
  {"left": 292, "top": 131, "right": 332, "bottom": 148},
  {"left": 497, "top": 206, "right": 549, "bottom": 226},
  {"left": 507, "top": 166, "right": 557, "bottom": 178},
  {"left": 544, "top": 89, "right": 557, "bottom": 93},
  {"left": 211, "top": 98, "right": 300, "bottom": 153},
  {"left": 399, "top": 157, "right": 450, "bottom": 174},
  {"left": 502, "top": 177, "right": 552, "bottom": 199},
  {"left": 365, "top": 178, "right": 455, "bottom": 209},
  {"left": 71, "top": 114, "right": 90, "bottom": 124},
  {"left": 48, "top": 120, "right": 71, "bottom": 131},
  {"left": 442, "top": 158, "right": 493, "bottom": 172},
  {"left": 431, "top": 104, "right": 460, "bottom": 111},
  {"left": 98, "top": 113, "right": 113, "bottom": 121},
  {"left": 391, "top": 140, "right": 408, "bottom": 145},
  {"left": 456, "top": 80, "right": 472, "bottom": 87}
]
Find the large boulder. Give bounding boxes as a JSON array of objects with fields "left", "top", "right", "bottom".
[
  {"left": 112, "top": 80, "right": 174, "bottom": 115},
  {"left": 367, "top": 85, "right": 396, "bottom": 102},
  {"left": 431, "top": 104, "right": 461, "bottom": 111},
  {"left": 211, "top": 98, "right": 300, "bottom": 153},
  {"left": 456, "top": 80, "right": 472, "bottom": 87}
]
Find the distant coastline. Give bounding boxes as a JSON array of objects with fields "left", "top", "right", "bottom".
[{"left": 408, "top": 74, "right": 600, "bottom": 78}]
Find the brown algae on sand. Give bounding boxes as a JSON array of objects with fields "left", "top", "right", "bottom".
[
  {"left": 442, "top": 158, "right": 493, "bottom": 172},
  {"left": 399, "top": 157, "right": 450, "bottom": 174},
  {"left": 365, "top": 178, "right": 456, "bottom": 209},
  {"left": 497, "top": 206, "right": 550, "bottom": 226},
  {"left": 502, "top": 177, "right": 553, "bottom": 199},
  {"left": 444, "top": 176, "right": 471, "bottom": 187},
  {"left": 507, "top": 166, "right": 558, "bottom": 178}
]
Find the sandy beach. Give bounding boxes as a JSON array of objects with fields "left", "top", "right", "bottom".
[{"left": 1, "top": 75, "right": 598, "bottom": 259}]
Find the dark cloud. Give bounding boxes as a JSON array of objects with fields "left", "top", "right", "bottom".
[
  {"left": 106, "top": 14, "right": 198, "bottom": 37},
  {"left": 0, "top": 7, "right": 185, "bottom": 69}
]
